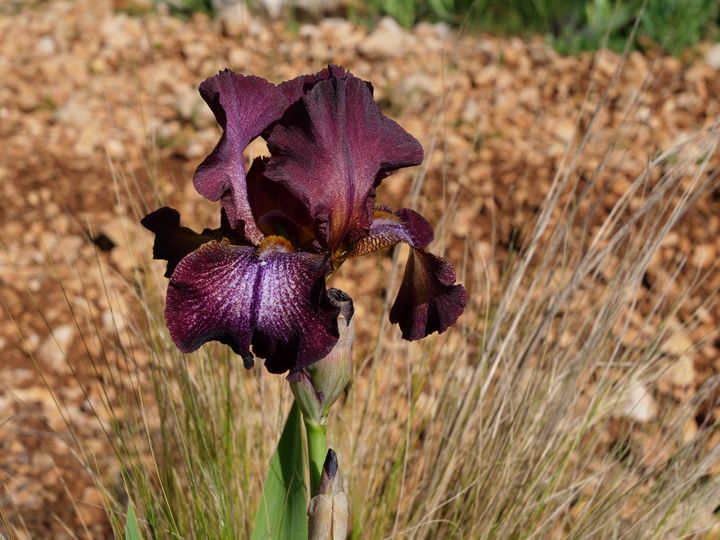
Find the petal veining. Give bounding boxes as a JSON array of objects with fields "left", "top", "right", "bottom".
[
  {"left": 165, "top": 240, "right": 340, "bottom": 373},
  {"left": 344, "top": 207, "right": 434, "bottom": 259},
  {"left": 265, "top": 71, "right": 424, "bottom": 250}
]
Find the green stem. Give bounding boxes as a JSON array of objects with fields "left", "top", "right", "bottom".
[{"left": 303, "top": 417, "right": 327, "bottom": 496}]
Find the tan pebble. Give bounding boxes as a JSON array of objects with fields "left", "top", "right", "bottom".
[
  {"left": 617, "top": 380, "right": 657, "bottom": 423},
  {"left": 661, "top": 331, "right": 693, "bottom": 357},
  {"left": 671, "top": 356, "right": 695, "bottom": 387},
  {"left": 691, "top": 244, "right": 716, "bottom": 268},
  {"left": 37, "top": 324, "right": 75, "bottom": 373}
]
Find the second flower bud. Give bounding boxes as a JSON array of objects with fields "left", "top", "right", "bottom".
[{"left": 289, "top": 288, "right": 354, "bottom": 425}]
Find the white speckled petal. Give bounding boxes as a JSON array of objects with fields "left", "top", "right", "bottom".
[{"left": 165, "top": 240, "right": 339, "bottom": 373}]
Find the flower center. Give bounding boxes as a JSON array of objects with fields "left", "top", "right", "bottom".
[{"left": 257, "top": 235, "right": 294, "bottom": 260}]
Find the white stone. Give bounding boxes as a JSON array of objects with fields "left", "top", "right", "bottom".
[
  {"left": 176, "top": 87, "right": 199, "bottom": 121},
  {"left": 34, "top": 36, "right": 57, "bottom": 57},
  {"left": 181, "top": 140, "right": 206, "bottom": 159},
  {"left": 415, "top": 21, "right": 450, "bottom": 39},
  {"left": 661, "top": 331, "right": 693, "bottom": 357},
  {"left": 255, "top": 0, "right": 343, "bottom": 17},
  {"left": 54, "top": 95, "right": 92, "bottom": 127},
  {"left": 37, "top": 324, "right": 75, "bottom": 372},
  {"left": 219, "top": 2, "right": 252, "bottom": 38},
  {"left": 660, "top": 356, "right": 696, "bottom": 387},
  {"left": 462, "top": 99, "right": 480, "bottom": 123},
  {"left": 399, "top": 71, "right": 441, "bottom": 97},
  {"left": 618, "top": 381, "right": 657, "bottom": 423},
  {"left": 0, "top": 394, "right": 13, "bottom": 415},
  {"left": 256, "top": 0, "right": 284, "bottom": 18},
  {"left": 359, "top": 17, "right": 411, "bottom": 60},
  {"left": 704, "top": 43, "right": 720, "bottom": 69},
  {"left": 105, "top": 138, "right": 126, "bottom": 159},
  {"left": 176, "top": 87, "right": 215, "bottom": 129},
  {"left": 319, "top": 18, "right": 355, "bottom": 40}
]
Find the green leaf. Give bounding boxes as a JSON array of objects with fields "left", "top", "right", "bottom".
[
  {"left": 252, "top": 402, "right": 308, "bottom": 540},
  {"left": 125, "top": 502, "right": 142, "bottom": 540}
]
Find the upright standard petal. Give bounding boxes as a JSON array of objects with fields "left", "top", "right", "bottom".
[
  {"left": 278, "top": 64, "right": 348, "bottom": 105},
  {"left": 164, "top": 239, "right": 340, "bottom": 373},
  {"left": 194, "top": 70, "right": 289, "bottom": 243},
  {"left": 265, "top": 72, "right": 424, "bottom": 250},
  {"left": 246, "top": 157, "right": 317, "bottom": 248}
]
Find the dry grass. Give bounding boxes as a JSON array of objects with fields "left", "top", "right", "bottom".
[
  {"left": 328, "top": 50, "right": 720, "bottom": 538},
  {"left": 101, "top": 48, "right": 720, "bottom": 538}
]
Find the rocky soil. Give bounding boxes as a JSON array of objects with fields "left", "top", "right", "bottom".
[{"left": 1, "top": 1, "right": 719, "bottom": 537}]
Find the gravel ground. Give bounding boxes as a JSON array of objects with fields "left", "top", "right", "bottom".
[{"left": 1, "top": 1, "right": 719, "bottom": 537}]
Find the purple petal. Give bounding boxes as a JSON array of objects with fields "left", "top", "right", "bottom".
[
  {"left": 278, "top": 64, "right": 348, "bottom": 105},
  {"left": 194, "top": 70, "right": 289, "bottom": 243},
  {"left": 246, "top": 156, "right": 317, "bottom": 248},
  {"left": 389, "top": 248, "right": 466, "bottom": 340},
  {"left": 141, "top": 206, "right": 217, "bottom": 277},
  {"left": 344, "top": 207, "right": 434, "bottom": 258},
  {"left": 342, "top": 206, "right": 465, "bottom": 339},
  {"left": 165, "top": 239, "right": 340, "bottom": 373},
  {"left": 265, "top": 71, "right": 424, "bottom": 250}
]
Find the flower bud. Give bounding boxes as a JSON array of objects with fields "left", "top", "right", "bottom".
[
  {"left": 308, "top": 449, "right": 349, "bottom": 540},
  {"left": 289, "top": 289, "right": 354, "bottom": 424}
]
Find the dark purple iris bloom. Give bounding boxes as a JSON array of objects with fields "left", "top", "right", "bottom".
[{"left": 142, "top": 66, "right": 465, "bottom": 374}]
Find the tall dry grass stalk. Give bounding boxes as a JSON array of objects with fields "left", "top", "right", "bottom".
[{"left": 4, "top": 27, "right": 720, "bottom": 540}]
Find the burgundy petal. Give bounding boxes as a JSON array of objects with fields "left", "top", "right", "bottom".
[
  {"left": 141, "top": 206, "right": 216, "bottom": 277},
  {"left": 344, "top": 207, "right": 434, "bottom": 258},
  {"left": 194, "top": 70, "right": 289, "bottom": 243},
  {"left": 165, "top": 239, "right": 340, "bottom": 373},
  {"left": 278, "top": 64, "right": 348, "bottom": 105},
  {"left": 265, "top": 71, "right": 424, "bottom": 250},
  {"left": 389, "top": 248, "right": 466, "bottom": 340},
  {"left": 246, "top": 156, "right": 317, "bottom": 248},
  {"left": 342, "top": 206, "right": 464, "bottom": 339}
]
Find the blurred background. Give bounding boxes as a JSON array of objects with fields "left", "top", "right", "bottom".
[
  {"left": 162, "top": 0, "right": 720, "bottom": 55},
  {"left": 1, "top": 0, "right": 719, "bottom": 538}
]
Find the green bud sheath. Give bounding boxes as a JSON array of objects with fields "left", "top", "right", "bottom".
[{"left": 289, "top": 289, "right": 354, "bottom": 424}]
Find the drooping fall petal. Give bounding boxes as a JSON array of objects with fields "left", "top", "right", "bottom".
[
  {"left": 389, "top": 248, "right": 466, "bottom": 340},
  {"left": 265, "top": 71, "right": 424, "bottom": 250},
  {"left": 141, "top": 206, "right": 218, "bottom": 277},
  {"left": 194, "top": 70, "right": 288, "bottom": 243},
  {"left": 164, "top": 239, "right": 340, "bottom": 373},
  {"left": 344, "top": 207, "right": 434, "bottom": 259},
  {"left": 343, "top": 207, "right": 465, "bottom": 338}
]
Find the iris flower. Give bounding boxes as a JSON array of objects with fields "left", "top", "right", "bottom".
[{"left": 143, "top": 66, "right": 466, "bottom": 374}]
